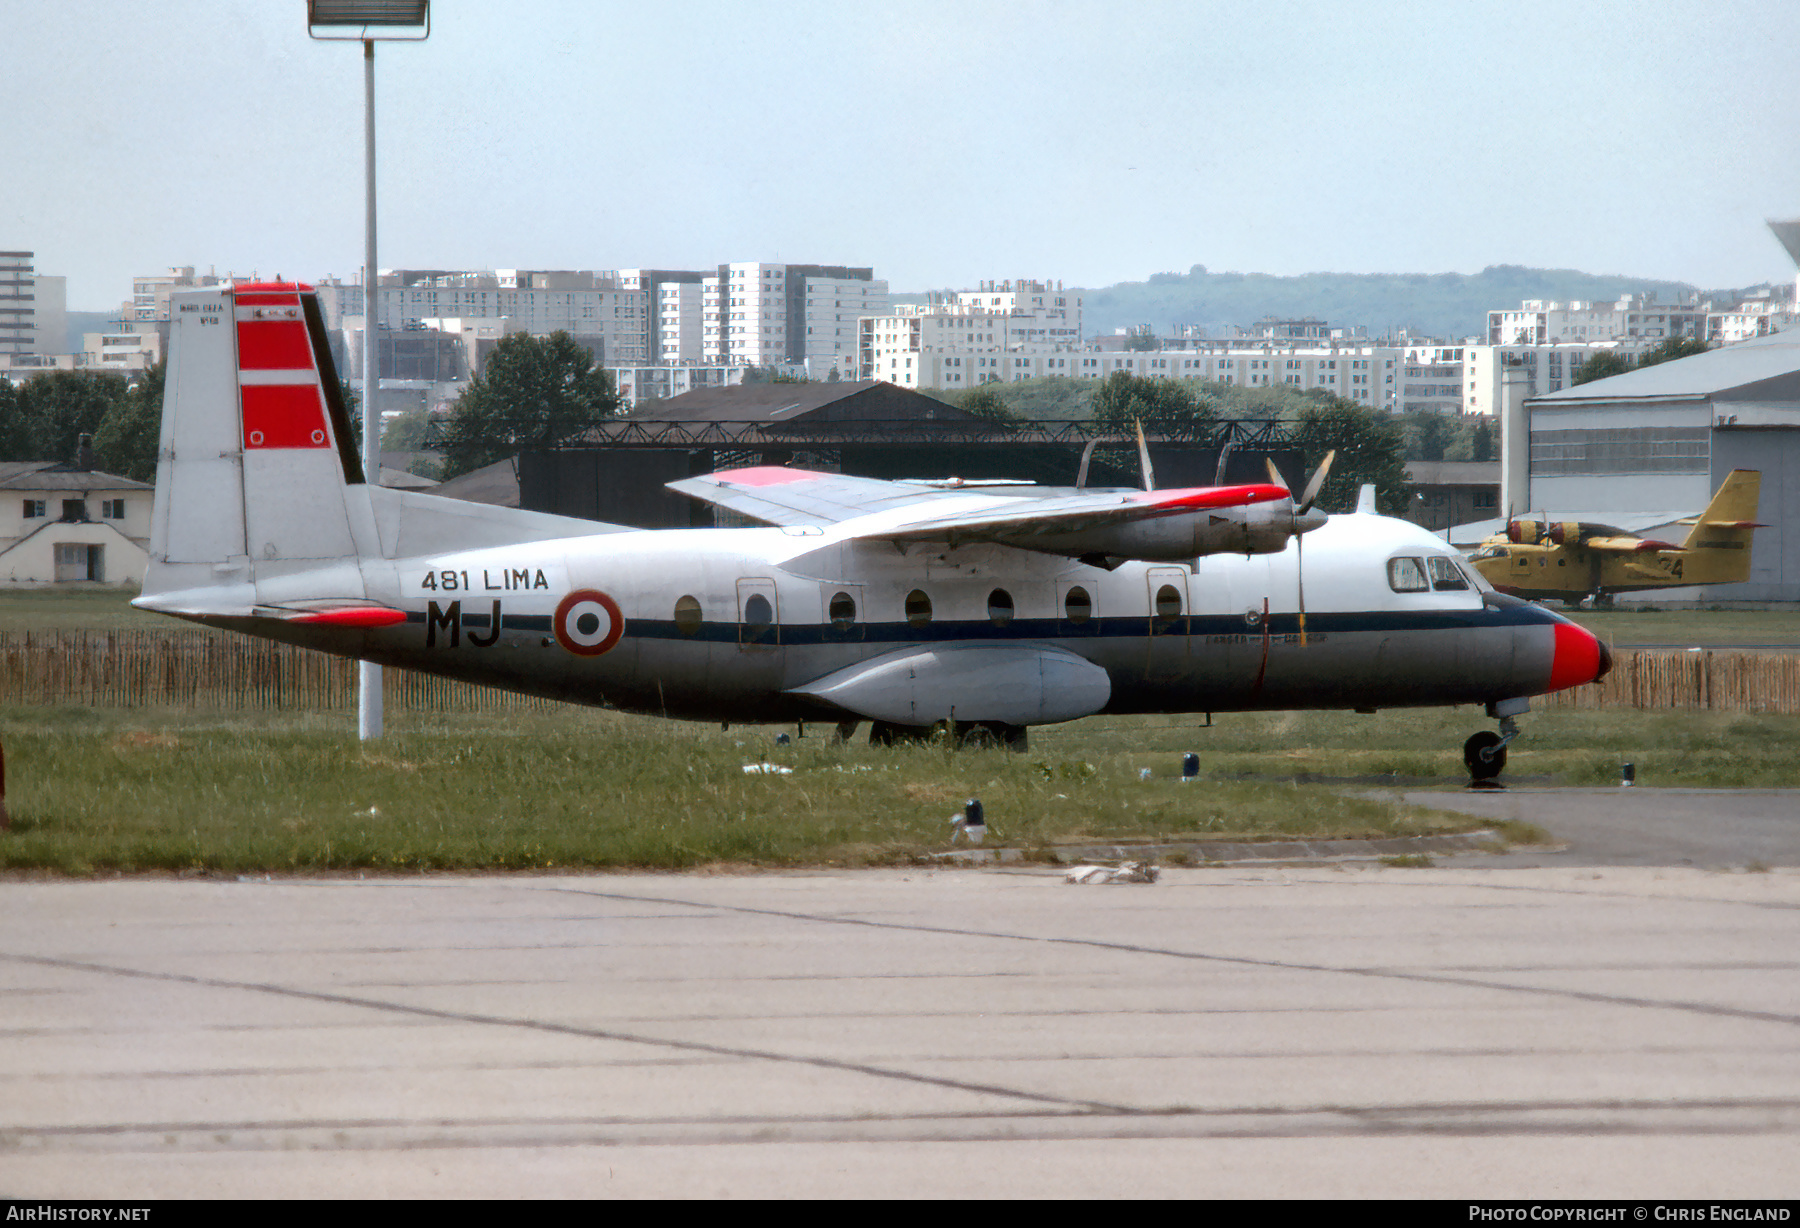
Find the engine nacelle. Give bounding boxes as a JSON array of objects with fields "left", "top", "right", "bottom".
[{"left": 998, "top": 499, "right": 1326, "bottom": 563}]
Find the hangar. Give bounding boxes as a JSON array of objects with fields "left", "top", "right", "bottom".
[
  {"left": 1481, "top": 332, "right": 1800, "bottom": 601},
  {"left": 517, "top": 381, "right": 1305, "bottom": 529}
]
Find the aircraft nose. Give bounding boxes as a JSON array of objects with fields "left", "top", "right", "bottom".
[{"left": 1547, "top": 622, "right": 1607, "bottom": 691}]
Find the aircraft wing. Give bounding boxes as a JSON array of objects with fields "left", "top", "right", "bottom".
[
  {"left": 667, "top": 466, "right": 999, "bottom": 526},
  {"left": 671, "top": 465, "right": 1306, "bottom": 563},
  {"left": 1583, "top": 536, "right": 1684, "bottom": 553}
]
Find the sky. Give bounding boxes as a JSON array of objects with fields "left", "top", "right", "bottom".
[{"left": 7, "top": 0, "right": 1800, "bottom": 310}]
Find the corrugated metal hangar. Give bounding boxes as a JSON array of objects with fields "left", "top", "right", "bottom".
[{"left": 518, "top": 381, "right": 1306, "bottom": 530}]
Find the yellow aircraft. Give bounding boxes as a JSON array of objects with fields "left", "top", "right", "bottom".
[{"left": 1469, "top": 470, "right": 1763, "bottom": 602}]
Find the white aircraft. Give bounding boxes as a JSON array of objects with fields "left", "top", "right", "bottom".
[{"left": 136, "top": 282, "right": 1610, "bottom": 779}]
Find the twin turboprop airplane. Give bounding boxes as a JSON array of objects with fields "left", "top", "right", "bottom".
[
  {"left": 136, "top": 282, "right": 1611, "bottom": 779},
  {"left": 1468, "top": 470, "right": 1764, "bottom": 603}
]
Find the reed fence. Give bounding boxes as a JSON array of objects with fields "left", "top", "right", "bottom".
[
  {"left": 5, "top": 631, "right": 1799, "bottom": 715},
  {"left": 0, "top": 630, "right": 563, "bottom": 712}
]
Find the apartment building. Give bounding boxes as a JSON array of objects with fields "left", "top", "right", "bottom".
[
  {"left": 1402, "top": 345, "right": 1469, "bottom": 415},
  {"left": 1, "top": 252, "right": 67, "bottom": 357},
  {"left": 1488, "top": 294, "right": 1707, "bottom": 346},
  {"left": 704, "top": 262, "right": 887, "bottom": 375},
  {"left": 858, "top": 278, "right": 1081, "bottom": 387},
  {"left": 1462, "top": 341, "right": 1647, "bottom": 413},
  {"left": 122, "top": 266, "right": 224, "bottom": 324}
]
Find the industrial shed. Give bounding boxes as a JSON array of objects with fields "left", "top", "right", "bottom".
[{"left": 518, "top": 381, "right": 1304, "bottom": 529}]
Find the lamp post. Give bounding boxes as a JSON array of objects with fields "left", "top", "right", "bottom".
[{"left": 308, "top": 1, "right": 429, "bottom": 741}]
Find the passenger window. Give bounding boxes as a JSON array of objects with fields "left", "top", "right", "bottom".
[
  {"left": 1064, "top": 585, "right": 1093, "bottom": 624},
  {"left": 987, "top": 588, "right": 1014, "bottom": 627},
  {"left": 1427, "top": 556, "right": 1469, "bottom": 591},
  {"left": 674, "top": 595, "right": 703, "bottom": 636},
  {"left": 1387, "top": 557, "right": 1430, "bottom": 593},
  {"left": 1154, "top": 584, "right": 1182, "bottom": 620},
  {"left": 905, "top": 589, "right": 932, "bottom": 628},
  {"left": 743, "top": 594, "right": 773, "bottom": 629},
  {"left": 828, "top": 591, "right": 857, "bottom": 630}
]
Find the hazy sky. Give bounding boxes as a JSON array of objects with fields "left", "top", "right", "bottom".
[{"left": 8, "top": 0, "right": 1800, "bottom": 309}]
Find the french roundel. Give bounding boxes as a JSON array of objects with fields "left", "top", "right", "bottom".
[{"left": 554, "top": 589, "right": 625, "bottom": 657}]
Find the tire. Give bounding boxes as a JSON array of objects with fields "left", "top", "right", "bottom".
[{"left": 1463, "top": 730, "right": 1506, "bottom": 780}]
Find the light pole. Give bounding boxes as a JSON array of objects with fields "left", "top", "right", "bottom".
[{"left": 308, "top": 1, "right": 429, "bottom": 741}]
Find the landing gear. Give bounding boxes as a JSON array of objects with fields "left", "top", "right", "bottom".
[
  {"left": 867, "top": 719, "right": 1029, "bottom": 752},
  {"left": 868, "top": 720, "right": 934, "bottom": 747},
  {"left": 1464, "top": 710, "right": 1524, "bottom": 781},
  {"left": 1463, "top": 731, "right": 1506, "bottom": 780},
  {"left": 953, "top": 721, "right": 1029, "bottom": 753}
]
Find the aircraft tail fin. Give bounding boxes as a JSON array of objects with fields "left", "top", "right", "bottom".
[
  {"left": 141, "top": 281, "right": 622, "bottom": 618},
  {"left": 1680, "top": 469, "right": 1763, "bottom": 551},
  {"left": 142, "top": 281, "right": 373, "bottom": 613}
]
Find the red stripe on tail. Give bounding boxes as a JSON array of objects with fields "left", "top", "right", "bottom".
[{"left": 242, "top": 385, "right": 330, "bottom": 449}]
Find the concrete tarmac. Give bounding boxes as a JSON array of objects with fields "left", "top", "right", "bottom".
[{"left": 3, "top": 857, "right": 1797, "bottom": 1198}]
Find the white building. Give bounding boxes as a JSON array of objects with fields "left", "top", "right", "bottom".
[
  {"left": 1, "top": 251, "right": 67, "bottom": 357},
  {"left": 123, "top": 266, "right": 224, "bottom": 324},
  {"left": 858, "top": 278, "right": 1082, "bottom": 387},
  {"left": 1488, "top": 294, "right": 1708, "bottom": 346},
  {"left": 705, "top": 262, "right": 887, "bottom": 376},
  {"left": 1463, "top": 341, "right": 1649, "bottom": 414},
  {"left": 0, "top": 458, "right": 153, "bottom": 586}
]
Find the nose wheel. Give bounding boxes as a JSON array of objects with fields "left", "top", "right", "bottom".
[{"left": 1463, "top": 714, "right": 1521, "bottom": 781}]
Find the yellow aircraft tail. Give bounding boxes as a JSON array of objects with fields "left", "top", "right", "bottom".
[{"left": 1680, "top": 470, "right": 1763, "bottom": 552}]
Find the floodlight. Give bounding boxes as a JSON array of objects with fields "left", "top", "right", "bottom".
[{"left": 307, "top": 1, "right": 430, "bottom": 39}]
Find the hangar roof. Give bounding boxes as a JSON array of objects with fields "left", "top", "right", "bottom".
[
  {"left": 618, "top": 380, "right": 980, "bottom": 426},
  {"left": 1531, "top": 331, "right": 1800, "bottom": 406}
]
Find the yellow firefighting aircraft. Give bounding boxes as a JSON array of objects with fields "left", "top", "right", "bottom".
[{"left": 1469, "top": 470, "right": 1763, "bottom": 602}]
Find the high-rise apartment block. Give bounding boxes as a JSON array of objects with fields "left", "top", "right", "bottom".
[
  {"left": 858, "top": 279, "right": 1080, "bottom": 386},
  {"left": 705, "top": 262, "right": 886, "bottom": 375},
  {"left": 0, "top": 252, "right": 67, "bottom": 357}
]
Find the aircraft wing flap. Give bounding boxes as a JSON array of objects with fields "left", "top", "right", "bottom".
[
  {"left": 854, "top": 482, "right": 1292, "bottom": 544},
  {"left": 1585, "top": 536, "right": 1683, "bottom": 553},
  {"left": 667, "top": 467, "right": 969, "bottom": 526}
]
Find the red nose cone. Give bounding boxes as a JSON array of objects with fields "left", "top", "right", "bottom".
[{"left": 1547, "top": 622, "right": 1605, "bottom": 691}]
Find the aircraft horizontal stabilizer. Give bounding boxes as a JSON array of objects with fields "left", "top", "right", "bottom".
[{"left": 788, "top": 643, "right": 1111, "bottom": 726}]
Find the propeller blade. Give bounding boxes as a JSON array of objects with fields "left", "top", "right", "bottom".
[
  {"left": 1075, "top": 440, "right": 1097, "bottom": 489},
  {"left": 1264, "top": 458, "right": 1290, "bottom": 491},
  {"left": 1298, "top": 450, "right": 1336, "bottom": 512},
  {"left": 1135, "top": 419, "right": 1156, "bottom": 492},
  {"left": 1297, "top": 533, "right": 1307, "bottom": 648},
  {"left": 1214, "top": 441, "right": 1234, "bottom": 486}
]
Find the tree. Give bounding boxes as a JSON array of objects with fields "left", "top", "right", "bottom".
[
  {"left": 1637, "top": 337, "right": 1710, "bottom": 368},
  {"left": 434, "top": 332, "right": 622, "bottom": 478},
  {"left": 1122, "top": 325, "right": 1158, "bottom": 352},
  {"left": 958, "top": 386, "right": 1021, "bottom": 424},
  {"left": 1572, "top": 351, "right": 1632, "bottom": 385},
  {"left": 1089, "top": 371, "right": 1215, "bottom": 431},
  {"left": 1470, "top": 419, "right": 1495, "bottom": 462},
  {"left": 380, "top": 406, "right": 433, "bottom": 453},
  {"left": 92, "top": 362, "right": 164, "bottom": 482},
  {"left": 1404, "top": 409, "right": 1456, "bottom": 462},
  {"left": 8, "top": 370, "right": 128, "bottom": 463},
  {"left": 1290, "top": 395, "right": 1410, "bottom": 515}
]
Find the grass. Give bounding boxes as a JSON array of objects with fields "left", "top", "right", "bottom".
[
  {"left": 1029, "top": 707, "right": 1800, "bottom": 790},
  {"left": 0, "top": 705, "right": 1472, "bottom": 876},
  {"left": 0, "top": 585, "right": 180, "bottom": 634},
  {"left": 1564, "top": 608, "right": 1800, "bottom": 647},
  {"left": 3, "top": 702, "right": 1797, "bottom": 876}
]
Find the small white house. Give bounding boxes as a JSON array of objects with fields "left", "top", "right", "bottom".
[{"left": 0, "top": 460, "right": 153, "bottom": 586}]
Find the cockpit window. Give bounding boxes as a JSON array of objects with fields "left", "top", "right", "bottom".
[
  {"left": 1427, "top": 555, "right": 1469, "bottom": 591},
  {"left": 1387, "top": 557, "right": 1430, "bottom": 593}
]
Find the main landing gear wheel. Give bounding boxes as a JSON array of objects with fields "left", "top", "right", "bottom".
[{"left": 1463, "top": 730, "right": 1506, "bottom": 780}]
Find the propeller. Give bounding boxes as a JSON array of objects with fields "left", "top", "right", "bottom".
[
  {"left": 1265, "top": 451, "right": 1337, "bottom": 647},
  {"left": 1134, "top": 419, "right": 1156, "bottom": 492}
]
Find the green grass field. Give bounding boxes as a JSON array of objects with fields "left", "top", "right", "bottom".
[
  {"left": 1566, "top": 608, "right": 1800, "bottom": 646},
  {"left": 0, "top": 706, "right": 1479, "bottom": 875},
  {"left": 2, "top": 702, "right": 1795, "bottom": 876}
]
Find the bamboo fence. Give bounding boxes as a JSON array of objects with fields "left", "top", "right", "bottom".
[
  {"left": 4, "top": 631, "right": 1799, "bottom": 714},
  {"left": 0, "top": 630, "right": 562, "bottom": 712}
]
